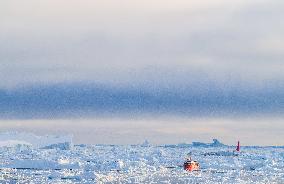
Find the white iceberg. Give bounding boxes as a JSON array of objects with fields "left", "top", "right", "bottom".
[{"left": 0, "top": 132, "right": 73, "bottom": 150}]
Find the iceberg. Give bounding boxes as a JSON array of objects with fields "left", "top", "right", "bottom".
[
  {"left": 192, "top": 139, "right": 226, "bottom": 147},
  {"left": 0, "top": 132, "right": 73, "bottom": 150}
]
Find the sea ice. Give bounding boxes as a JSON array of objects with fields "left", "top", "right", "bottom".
[{"left": 0, "top": 133, "right": 283, "bottom": 183}]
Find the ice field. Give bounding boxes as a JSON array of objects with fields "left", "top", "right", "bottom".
[{"left": 0, "top": 132, "right": 283, "bottom": 183}]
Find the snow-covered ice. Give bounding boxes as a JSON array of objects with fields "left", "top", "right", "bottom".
[{"left": 0, "top": 133, "right": 283, "bottom": 183}]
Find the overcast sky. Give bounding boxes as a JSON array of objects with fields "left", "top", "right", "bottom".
[
  {"left": 0, "top": 1, "right": 284, "bottom": 144},
  {"left": 1, "top": 0, "right": 284, "bottom": 89}
]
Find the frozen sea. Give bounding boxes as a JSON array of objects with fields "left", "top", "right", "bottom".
[{"left": 0, "top": 134, "right": 283, "bottom": 183}]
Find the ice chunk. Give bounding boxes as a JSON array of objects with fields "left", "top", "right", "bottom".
[
  {"left": 0, "top": 140, "right": 32, "bottom": 148},
  {"left": 141, "top": 140, "right": 151, "bottom": 147},
  {"left": 1, "top": 159, "right": 80, "bottom": 170},
  {"left": 41, "top": 142, "right": 73, "bottom": 150}
]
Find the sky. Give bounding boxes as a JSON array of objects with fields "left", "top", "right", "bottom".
[{"left": 0, "top": 0, "right": 283, "bottom": 145}]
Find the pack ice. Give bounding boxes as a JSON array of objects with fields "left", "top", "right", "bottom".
[{"left": 0, "top": 132, "right": 283, "bottom": 183}]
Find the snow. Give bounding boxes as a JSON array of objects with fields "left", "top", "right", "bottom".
[{"left": 0, "top": 133, "right": 283, "bottom": 183}]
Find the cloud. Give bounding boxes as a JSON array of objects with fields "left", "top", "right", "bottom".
[
  {"left": 0, "top": 81, "right": 283, "bottom": 119},
  {"left": 0, "top": 0, "right": 283, "bottom": 118}
]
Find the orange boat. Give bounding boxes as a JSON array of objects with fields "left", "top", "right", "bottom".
[{"left": 183, "top": 160, "right": 200, "bottom": 171}]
